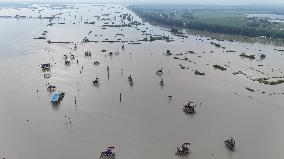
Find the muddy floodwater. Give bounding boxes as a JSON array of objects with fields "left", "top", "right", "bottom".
[{"left": 0, "top": 4, "right": 284, "bottom": 159}]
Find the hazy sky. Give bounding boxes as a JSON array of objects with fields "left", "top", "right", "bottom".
[{"left": 1, "top": 0, "right": 284, "bottom": 4}]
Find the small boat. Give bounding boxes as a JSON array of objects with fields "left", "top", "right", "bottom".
[
  {"left": 99, "top": 146, "right": 115, "bottom": 159},
  {"left": 183, "top": 105, "right": 196, "bottom": 114},
  {"left": 128, "top": 75, "right": 133, "bottom": 86},
  {"left": 176, "top": 143, "right": 190, "bottom": 155},
  {"left": 70, "top": 54, "right": 75, "bottom": 59},
  {"left": 224, "top": 137, "right": 236, "bottom": 151},
  {"left": 47, "top": 85, "right": 56, "bottom": 92},
  {"left": 160, "top": 78, "right": 164, "bottom": 86},
  {"left": 51, "top": 92, "right": 65, "bottom": 104},
  {"left": 94, "top": 61, "right": 100, "bottom": 65},
  {"left": 156, "top": 68, "right": 163, "bottom": 75},
  {"left": 65, "top": 60, "right": 70, "bottom": 65},
  {"left": 92, "top": 78, "right": 100, "bottom": 86},
  {"left": 85, "top": 51, "right": 92, "bottom": 56},
  {"left": 40, "top": 63, "right": 50, "bottom": 70},
  {"left": 43, "top": 74, "right": 52, "bottom": 79}
]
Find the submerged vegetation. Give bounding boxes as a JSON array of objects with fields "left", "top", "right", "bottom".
[
  {"left": 239, "top": 53, "right": 256, "bottom": 59},
  {"left": 256, "top": 78, "right": 284, "bottom": 85},
  {"left": 195, "top": 70, "right": 205, "bottom": 75},
  {"left": 213, "top": 64, "right": 227, "bottom": 71}
]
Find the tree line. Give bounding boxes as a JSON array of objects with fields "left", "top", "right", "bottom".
[{"left": 131, "top": 8, "right": 284, "bottom": 39}]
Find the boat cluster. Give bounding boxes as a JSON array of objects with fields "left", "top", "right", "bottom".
[
  {"left": 39, "top": 62, "right": 65, "bottom": 105},
  {"left": 99, "top": 138, "right": 236, "bottom": 159},
  {"left": 176, "top": 137, "right": 236, "bottom": 156}
]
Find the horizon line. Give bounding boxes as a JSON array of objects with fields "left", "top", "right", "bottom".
[{"left": 1, "top": 1, "right": 284, "bottom": 5}]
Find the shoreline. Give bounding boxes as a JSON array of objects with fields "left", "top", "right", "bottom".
[
  {"left": 138, "top": 18, "right": 284, "bottom": 46},
  {"left": 128, "top": 6, "right": 284, "bottom": 45}
]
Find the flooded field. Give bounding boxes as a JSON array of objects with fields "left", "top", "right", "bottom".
[{"left": 0, "top": 3, "right": 284, "bottom": 159}]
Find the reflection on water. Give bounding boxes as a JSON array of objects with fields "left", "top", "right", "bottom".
[
  {"left": 0, "top": 3, "right": 283, "bottom": 159},
  {"left": 52, "top": 103, "right": 61, "bottom": 110}
]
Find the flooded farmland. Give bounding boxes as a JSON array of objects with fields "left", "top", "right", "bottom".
[{"left": 0, "top": 3, "right": 284, "bottom": 159}]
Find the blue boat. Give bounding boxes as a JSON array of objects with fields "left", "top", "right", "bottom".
[{"left": 51, "top": 92, "right": 65, "bottom": 104}]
